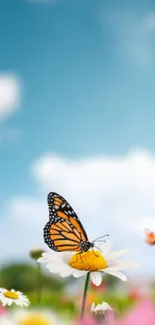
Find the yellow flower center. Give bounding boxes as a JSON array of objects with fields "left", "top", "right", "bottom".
[
  {"left": 19, "top": 314, "right": 51, "bottom": 325},
  {"left": 69, "top": 250, "right": 107, "bottom": 271},
  {"left": 4, "top": 291, "right": 19, "bottom": 299}
]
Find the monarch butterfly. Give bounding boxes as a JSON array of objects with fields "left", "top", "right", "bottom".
[
  {"left": 44, "top": 192, "right": 104, "bottom": 253},
  {"left": 145, "top": 228, "right": 155, "bottom": 245}
]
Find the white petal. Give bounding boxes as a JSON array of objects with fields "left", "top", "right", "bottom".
[
  {"left": 37, "top": 257, "right": 46, "bottom": 263},
  {"left": 38, "top": 251, "right": 75, "bottom": 279},
  {"left": 103, "top": 269, "right": 127, "bottom": 281},
  {"left": 38, "top": 252, "right": 59, "bottom": 263},
  {"left": 7, "top": 299, "right": 13, "bottom": 306},
  {"left": 91, "top": 302, "right": 95, "bottom": 312},
  {"left": 15, "top": 300, "right": 23, "bottom": 306},
  {"left": 61, "top": 252, "right": 73, "bottom": 263},
  {"left": 21, "top": 302, "right": 29, "bottom": 307},
  {"left": 101, "top": 302, "right": 113, "bottom": 311},
  {"left": 47, "top": 264, "right": 61, "bottom": 274},
  {"left": 106, "top": 248, "right": 131, "bottom": 261},
  {"left": 107, "top": 260, "right": 139, "bottom": 270},
  {"left": 96, "top": 303, "right": 102, "bottom": 311},
  {"left": 0, "top": 296, "right": 7, "bottom": 304},
  {"left": 0, "top": 288, "right": 6, "bottom": 293},
  {"left": 21, "top": 298, "right": 30, "bottom": 304},
  {"left": 16, "top": 298, "right": 29, "bottom": 307},
  {"left": 91, "top": 301, "right": 112, "bottom": 312},
  {"left": 59, "top": 265, "right": 73, "bottom": 277},
  {"left": 102, "top": 266, "right": 120, "bottom": 272},
  {"left": 2, "top": 301, "right": 7, "bottom": 306},
  {"left": 91, "top": 272, "right": 102, "bottom": 286},
  {"left": 72, "top": 270, "right": 87, "bottom": 278}
]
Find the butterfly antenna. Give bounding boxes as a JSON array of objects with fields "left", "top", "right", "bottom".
[
  {"left": 92, "top": 234, "right": 109, "bottom": 243},
  {"left": 94, "top": 238, "right": 110, "bottom": 243}
]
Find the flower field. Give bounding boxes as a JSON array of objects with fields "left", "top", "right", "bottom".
[{"left": 1, "top": 233, "right": 155, "bottom": 325}]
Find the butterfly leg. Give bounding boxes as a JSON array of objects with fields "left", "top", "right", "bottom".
[
  {"left": 75, "top": 251, "right": 83, "bottom": 263},
  {"left": 92, "top": 247, "right": 100, "bottom": 257}
]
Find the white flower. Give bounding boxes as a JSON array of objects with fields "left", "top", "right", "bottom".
[
  {"left": 0, "top": 288, "right": 30, "bottom": 307},
  {"left": 91, "top": 301, "right": 113, "bottom": 313},
  {"left": 38, "top": 241, "right": 138, "bottom": 286},
  {"left": 11, "top": 309, "right": 69, "bottom": 325},
  {"left": 91, "top": 301, "right": 116, "bottom": 323}
]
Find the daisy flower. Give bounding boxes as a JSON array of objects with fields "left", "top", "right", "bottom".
[
  {"left": 38, "top": 241, "right": 138, "bottom": 286},
  {"left": 0, "top": 288, "right": 30, "bottom": 307},
  {"left": 91, "top": 301, "right": 115, "bottom": 323},
  {"left": 11, "top": 309, "right": 69, "bottom": 325},
  {"left": 91, "top": 301, "right": 113, "bottom": 313}
]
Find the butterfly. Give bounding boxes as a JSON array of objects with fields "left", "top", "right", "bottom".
[
  {"left": 145, "top": 228, "right": 155, "bottom": 245},
  {"left": 43, "top": 192, "right": 95, "bottom": 253}
]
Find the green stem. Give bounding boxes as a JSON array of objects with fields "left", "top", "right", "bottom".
[
  {"left": 36, "top": 262, "right": 42, "bottom": 305},
  {"left": 80, "top": 272, "right": 91, "bottom": 319}
]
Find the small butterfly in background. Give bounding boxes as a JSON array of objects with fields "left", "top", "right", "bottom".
[
  {"left": 145, "top": 228, "right": 155, "bottom": 245},
  {"left": 44, "top": 192, "right": 108, "bottom": 253}
]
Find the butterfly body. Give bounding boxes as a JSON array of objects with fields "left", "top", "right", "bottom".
[
  {"left": 44, "top": 192, "right": 94, "bottom": 253},
  {"left": 80, "top": 240, "right": 94, "bottom": 252}
]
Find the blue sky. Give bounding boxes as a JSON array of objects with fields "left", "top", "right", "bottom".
[{"left": 1, "top": 0, "right": 155, "bottom": 275}]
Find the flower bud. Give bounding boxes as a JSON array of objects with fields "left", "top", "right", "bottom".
[
  {"left": 91, "top": 302, "right": 115, "bottom": 324},
  {"left": 29, "top": 248, "right": 45, "bottom": 260}
]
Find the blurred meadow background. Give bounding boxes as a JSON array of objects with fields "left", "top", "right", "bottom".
[{"left": 1, "top": 0, "right": 155, "bottom": 324}]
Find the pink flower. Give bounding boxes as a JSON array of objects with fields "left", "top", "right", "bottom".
[
  {"left": 78, "top": 317, "right": 98, "bottom": 325},
  {"left": 78, "top": 299, "right": 155, "bottom": 325},
  {"left": 0, "top": 306, "right": 7, "bottom": 315},
  {"left": 120, "top": 299, "right": 155, "bottom": 325},
  {"left": 78, "top": 314, "right": 116, "bottom": 325}
]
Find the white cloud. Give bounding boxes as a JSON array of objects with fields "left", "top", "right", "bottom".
[
  {"left": 2, "top": 149, "right": 155, "bottom": 273},
  {"left": 0, "top": 74, "right": 21, "bottom": 121},
  {"left": 32, "top": 149, "right": 155, "bottom": 237},
  {"left": 103, "top": 10, "right": 155, "bottom": 69},
  {"left": 10, "top": 197, "right": 47, "bottom": 223}
]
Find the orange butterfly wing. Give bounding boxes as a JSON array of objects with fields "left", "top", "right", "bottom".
[{"left": 44, "top": 192, "right": 88, "bottom": 252}]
